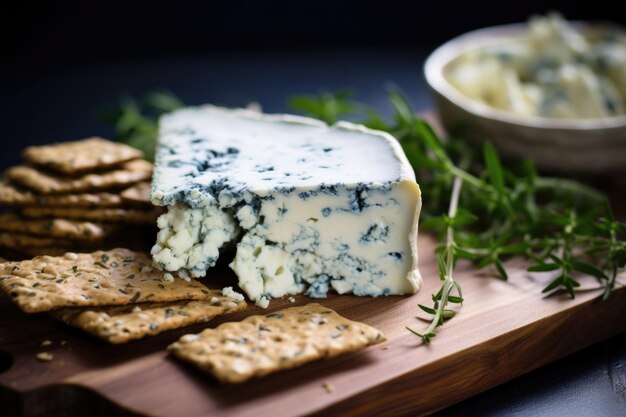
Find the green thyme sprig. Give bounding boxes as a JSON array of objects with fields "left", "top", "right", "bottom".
[
  {"left": 99, "top": 90, "right": 183, "bottom": 161},
  {"left": 407, "top": 176, "right": 464, "bottom": 343},
  {"left": 103, "top": 89, "right": 626, "bottom": 344}
]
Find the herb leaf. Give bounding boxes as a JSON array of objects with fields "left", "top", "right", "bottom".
[{"left": 484, "top": 142, "right": 505, "bottom": 195}]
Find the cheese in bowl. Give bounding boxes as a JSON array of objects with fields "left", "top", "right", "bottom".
[
  {"left": 425, "top": 14, "right": 626, "bottom": 174},
  {"left": 446, "top": 13, "right": 626, "bottom": 120}
]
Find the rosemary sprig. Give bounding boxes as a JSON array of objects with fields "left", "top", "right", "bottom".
[
  {"left": 103, "top": 89, "right": 626, "bottom": 344},
  {"left": 407, "top": 176, "right": 463, "bottom": 343}
]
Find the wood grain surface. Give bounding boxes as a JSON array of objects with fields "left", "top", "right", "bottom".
[{"left": 1, "top": 234, "right": 624, "bottom": 417}]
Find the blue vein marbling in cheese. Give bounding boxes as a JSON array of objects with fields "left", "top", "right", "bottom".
[{"left": 151, "top": 105, "right": 422, "bottom": 307}]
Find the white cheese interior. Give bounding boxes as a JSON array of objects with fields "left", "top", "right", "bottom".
[
  {"left": 151, "top": 204, "right": 239, "bottom": 276},
  {"left": 151, "top": 105, "right": 422, "bottom": 305}
]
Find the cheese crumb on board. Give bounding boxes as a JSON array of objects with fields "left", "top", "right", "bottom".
[
  {"left": 322, "top": 382, "right": 335, "bottom": 394},
  {"left": 36, "top": 352, "right": 53, "bottom": 362},
  {"left": 221, "top": 286, "right": 245, "bottom": 302}
]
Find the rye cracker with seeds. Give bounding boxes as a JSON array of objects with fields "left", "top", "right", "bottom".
[
  {"left": 0, "top": 232, "right": 76, "bottom": 249},
  {"left": 21, "top": 206, "right": 163, "bottom": 225},
  {"left": 168, "top": 303, "right": 386, "bottom": 383},
  {"left": 0, "top": 249, "right": 211, "bottom": 313},
  {"left": 52, "top": 293, "right": 246, "bottom": 344},
  {"left": 0, "top": 182, "right": 38, "bottom": 206},
  {"left": 120, "top": 182, "right": 152, "bottom": 206},
  {"left": 6, "top": 159, "right": 152, "bottom": 194},
  {"left": 0, "top": 213, "right": 116, "bottom": 241},
  {"left": 0, "top": 246, "right": 86, "bottom": 259},
  {"left": 0, "top": 181, "right": 126, "bottom": 207},
  {"left": 23, "top": 137, "right": 144, "bottom": 174}
]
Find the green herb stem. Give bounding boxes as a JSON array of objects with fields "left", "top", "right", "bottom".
[
  {"left": 407, "top": 176, "right": 463, "bottom": 342},
  {"left": 535, "top": 177, "right": 606, "bottom": 202}
]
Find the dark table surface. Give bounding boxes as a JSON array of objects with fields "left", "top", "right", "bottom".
[{"left": 0, "top": 47, "right": 625, "bottom": 417}]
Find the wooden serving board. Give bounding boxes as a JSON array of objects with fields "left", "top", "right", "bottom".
[{"left": 0, "top": 235, "right": 625, "bottom": 417}]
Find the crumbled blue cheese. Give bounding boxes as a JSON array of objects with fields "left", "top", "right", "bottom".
[
  {"left": 151, "top": 203, "right": 239, "bottom": 277},
  {"left": 255, "top": 296, "right": 270, "bottom": 309},
  {"left": 151, "top": 105, "right": 422, "bottom": 306},
  {"left": 446, "top": 12, "right": 626, "bottom": 119},
  {"left": 221, "top": 286, "right": 245, "bottom": 302}
]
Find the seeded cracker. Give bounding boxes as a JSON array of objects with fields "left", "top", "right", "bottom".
[
  {"left": 0, "top": 232, "right": 75, "bottom": 248},
  {"left": 0, "top": 249, "right": 211, "bottom": 313},
  {"left": 120, "top": 182, "right": 152, "bottom": 206},
  {"left": 6, "top": 159, "right": 152, "bottom": 194},
  {"left": 52, "top": 293, "right": 246, "bottom": 344},
  {"left": 168, "top": 303, "right": 385, "bottom": 383},
  {"left": 1, "top": 246, "right": 85, "bottom": 259},
  {"left": 23, "top": 137, "right": 143, "bottom": 174},
  {"left": 0, "top": 213, "right": 115, "bottom": 241},
  {"left": 0, "top": 181, "right": 39, "bottom": 206},
  {"left": 0, "top": 181, "right": 127, "bottom": 207},
  {"left": 21, "top": 206, "right": 163, "bottom": 225}
]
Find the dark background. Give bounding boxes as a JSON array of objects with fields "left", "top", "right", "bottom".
[
  {"left": 1, "top": 2, "right": 626, "bottom": 415},
  {"left": 3, "top": 0, "right": 626, "bottom": 90},
  {"left": 2, "top": 1, "right": 626, "bottom": 167}
]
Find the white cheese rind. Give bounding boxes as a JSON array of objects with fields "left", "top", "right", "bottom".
[{"left": 151, "top": 105, "right": 422, "bottom": 305}]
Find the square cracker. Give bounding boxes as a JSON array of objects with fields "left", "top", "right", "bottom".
[
  {"left": 52, "top": 293, "right": 246, "bottom": 344},
  {"left": 0, "top": 181, "right": 126, "bottom": 207},
  {"left": 120, "top": 182, "right": 152, "bottom": 206},
  {"left": 0, "top": 213, "right": 116, "bottom": 241},
  {"left": 0, "top": 232, "right": 76, "bottom": 249},
  {"left": 0, "top": 246, "right": 85, "bottom": 259},
  {"left": 21, "top": 206, "right": 163, "bottom": 225},
  {"left": 0, "top": 248, "right": 211, "bottom": 313},
  {"left": 6, "top": 159, "right": 152, "bottom": 194},
  {"left": 23, "top": 137, "right": 143, "bottom": 174},
  {"left": 168, "top": 303, "right": 385, "bottom": 383}
]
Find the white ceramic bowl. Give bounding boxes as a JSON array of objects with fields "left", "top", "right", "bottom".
[{"left": 424, "top": 23, "right": 626, "bottom": 175}]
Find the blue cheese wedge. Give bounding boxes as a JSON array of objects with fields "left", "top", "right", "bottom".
[{"left": 151, "top": 105, "right": 422, "bottom": 306}]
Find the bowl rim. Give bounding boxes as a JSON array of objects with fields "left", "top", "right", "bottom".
[{"left": 424, "top": 21, "right": 626, "bottom": 131}]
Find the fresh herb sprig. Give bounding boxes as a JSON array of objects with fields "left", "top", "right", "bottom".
[
  {"left": 105, "top": 89, "right": 626, "bottom": 344},
  {"left": 100, "top": 90, "right": 183, "bottom": 161},
  {"left": 407, "top": 176, "right": 464, "bottom": 342}
]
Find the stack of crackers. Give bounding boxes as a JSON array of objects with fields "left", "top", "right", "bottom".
[{"left": 0, "top": 137, "right": 162, "bottom": 258}]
